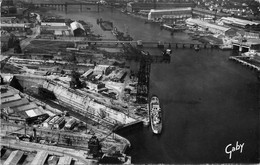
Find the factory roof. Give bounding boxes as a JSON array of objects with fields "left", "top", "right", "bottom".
[
  {"left": 30, "top": 151, "right": 49, "bottom": 165},
  {"left": 1, "top": 98, "right": 29, "bottom": 109},
  {"left": 1, "top": 90, "right": 18, "bottom": 98},
  {"left": 1, "top": 94, "right": 21, "bottom": 104},
  {"left": 150, "top": 7, "right": 192, "bottom": 13},
  {"left": 12, "top": 103, "right": 38, "bottom": 112},
  {"left": 186, "top": 18, "right": 231, "bottom": 32},
  {"left": 3, "top": 150, "right": 24, "bottom": 165},
  {"left": 0, "top": 23, "right": 25, "bottom": 27},
  {"left": 42, "top": 18, "right": 66, "bottom": 23},
  {"left": 23, "top": 108, "right": 46, "bottom": 118},
  {"left": 70, "top": 21, "right": 85, "bottom": 31},
  {"left": 193, "top": 7, "right": 228, "bottom": 16},
  {"left": 82, "top": 69, "right": 94, "bottom": 78},
  {"left": 57, "top": 156, "right": 72, "bottom": 165},
  {"left": 44, "top": 26, "right": 70, "bottom": 30},
  {"left": 220, "top": 17, "right": 259, "bottom": 26}
]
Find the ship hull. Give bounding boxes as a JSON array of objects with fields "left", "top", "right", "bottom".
[{"left": 149, "top": 95, "right": 162, "bottom": 134}]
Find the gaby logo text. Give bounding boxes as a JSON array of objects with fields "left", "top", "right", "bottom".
[{"left": 225, "top": 141, "right": 244, "bottom": 159}]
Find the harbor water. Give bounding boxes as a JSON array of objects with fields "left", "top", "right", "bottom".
[{"left": 52, "top": 6, "right": 259, "bottom": 163}]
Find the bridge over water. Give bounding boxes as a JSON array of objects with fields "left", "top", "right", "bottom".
[{"left": 34, "top": 38, "right": 219, "bottom": 49}]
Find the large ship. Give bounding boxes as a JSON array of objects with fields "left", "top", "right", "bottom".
[{"left": 150, "top": 95, "right": 162, "bottom": 134}]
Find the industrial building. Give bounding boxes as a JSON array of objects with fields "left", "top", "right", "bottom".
[
  {"left": 1, "top": 30, "right": 16, "bottom": 52},
  {"left": 126, "top": 2, "right": 195, "bottom": 12},
  {"left": 148, "top": 7, "right": 192, "bottom": 21},
  {"left": 0, "top": 23, "right": 31, "bottom": 32},
  {"left": 40, "top": 25, "right": 73, "bottom": 36},
  {"left": 0, "top": 86, "right": 49, "bottom": 125},
  {"left": 217, "top": 17, "right": 260, "bottom": 31},
  {"left": 41, "top": 19, "right": 67, "bottom": 27},
  {"left": 70, "top": 21, "right": 86, "bottom": 37},
  {"left": 192, "top": 7, "right": 229, "bottom": 20},
  {"left": 186, "top": 18, "right": 237, "bottom": 36}
]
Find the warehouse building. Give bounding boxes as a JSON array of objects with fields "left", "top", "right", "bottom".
[
  {"left": 126, "top": 2, "right": 195, "bottom": 13},
  {"left": 148, "top": 7, "right": 192, "bottom": 21},
  {"left": 192, "top": 7, "right": 229, "bottom": 20},
  {"left": 186, "top": 18, "right": 237, "bottom": 36},
  {"left": 70, "top": 21, "right": 86, "bottom": 37},
  {"left": 40, "top": 26, "right": 73, "bottom": 36},
  {"left": 41, "top": 19, "right": 67, "bottom": 27},
  {"left": 0, "top": 86, "right": 49, "bottom": 125},
  {"left": 218, "top": 17, "right": 260, "bottom": 31},
  {"left": 0, "top": 23, "right": 31, "bottom": 32}
]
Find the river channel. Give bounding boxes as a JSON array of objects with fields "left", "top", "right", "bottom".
[{"left": 51, "top": 6, "right": 259, "bottom": 163}]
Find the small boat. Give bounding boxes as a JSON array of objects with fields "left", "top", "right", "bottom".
[
  {"left": 150, "top": 95, "right": 162, "bottom": 134},
  {"left": 194, "top": 45, "right": 200, "bottom": 51}
]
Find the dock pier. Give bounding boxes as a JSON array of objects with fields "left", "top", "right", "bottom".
[{"left": 229, "top": 56, "right": 260, "bottom": 72}]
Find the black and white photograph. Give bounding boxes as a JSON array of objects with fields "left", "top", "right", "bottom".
[{"left": 0, "top": 0, "right": 259, "bottom": 164}]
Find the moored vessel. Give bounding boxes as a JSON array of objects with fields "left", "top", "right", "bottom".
[{"left": 149, "top": 95, "right": 162, "bottom": 134}]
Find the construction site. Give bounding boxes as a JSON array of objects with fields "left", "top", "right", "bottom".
[{"left": 0, "top": 1, "right": 171, "bottom": 164}]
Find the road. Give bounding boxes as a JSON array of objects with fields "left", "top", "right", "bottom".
[
  {"left": 20, "top": 25, "right": 41, "bottom": 49},
  {"left": 0, "top": 138, "right": 96, "bottom": 165}
]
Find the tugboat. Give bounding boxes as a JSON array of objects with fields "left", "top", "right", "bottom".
[{"left": 150, "top": 95, "right": 162, "bottom": 134}]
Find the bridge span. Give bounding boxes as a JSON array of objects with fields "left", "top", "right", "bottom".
[{"left": 33, "top": 38, "right": 219, "bottom": 49}]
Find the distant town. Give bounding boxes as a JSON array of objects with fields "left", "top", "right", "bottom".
[{"left": 1, "top": 0, "right": 260, "bottom": 164}]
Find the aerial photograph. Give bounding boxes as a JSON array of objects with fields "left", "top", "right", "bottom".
[{"left": 0, "top": 0, "right": 259, "bottom": 164}]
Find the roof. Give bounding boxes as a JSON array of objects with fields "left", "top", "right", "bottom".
[
  {"left": 82, "top": 69, "right": 93, "bottom": 77},
  {"left": 57, "top": 156, "right": 72, "bottom": 165},
  {"left": 1, "top": 98, "right": 29, "bottom": 109},
  {"left": 3, "top": 150, "right": 24, "bottom": 165},
  {"left": 70, "top": 21, "right": 85, "bottom": 31},
  {"left": 193, "top": 7, "right": 228, "bottom": 17},
  {"left": 1, "top": 90, "right": 18, "bottom": 98},
  {"left": 12, "top": 103, "right": 38, "bottom": 112},
  {"left": 42, "top": 18, "right": 66, "bottom": 23},
  {"left": 186, "top": 18, "right": 231, "bottom": 32},
  {"left": 150, "top": 7, "right": 192, "bottom": 13},
  {"left": 245, "top": 38, "right": 260, "bottom": 45},
  {"left": 0, "top": 23, "right": 25, "bottom": 27},
  {"left": 23, "top": 108, "right": 46, "bottom": 118},
  {"left": 1, "top": 94, "right": 21, "bottom": 104},
  {"left": 220, "top": 17, "right": 259, "bottom": 26},
  {"left": 30, "top": 151, "right": 48, "bottom": 165},
  {"left": 45, "top": 26, "right": 70, "bottom": 30}
]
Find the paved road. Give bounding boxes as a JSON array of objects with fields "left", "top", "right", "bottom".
[{"left": 0, "top": 138, "right": 96, "bottom": 165}]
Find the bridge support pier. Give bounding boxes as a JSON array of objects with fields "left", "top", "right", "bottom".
[
  {"left": 65, "top": 3, "right": 67, "bottom": 13},
  {"left": 239, "top": 46, "right": 242, "bottom": 52},
  {"left": 80, "top": 4, "right": 82, "bottom": 12},
  {"left": 157, "top": 41, "right": 164, "bottom": 49}
]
